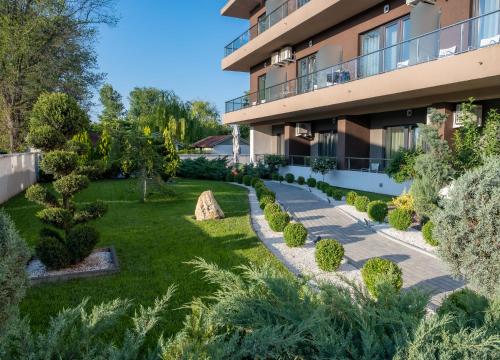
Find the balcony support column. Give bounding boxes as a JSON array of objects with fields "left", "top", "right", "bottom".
[{"left": 336, "top": 115, "right": 370, "bottom": 170}]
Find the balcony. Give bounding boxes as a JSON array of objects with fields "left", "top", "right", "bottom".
[
  {"left": 224, "top": 10, "right": 500, "bottom": 123},
  {"left": 222, "top": 0, "right": 386, "bottom": 71}
]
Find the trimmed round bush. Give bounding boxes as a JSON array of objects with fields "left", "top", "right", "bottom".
[
  {"left": 271, "top": 173, "right": 279, "bottom": 181},
  {"left": 283, "top": 223, "right": 307, "bottom": 247},
  {"left": 243, "top": 175, "right": 252, "bottom": 186},
  {"left": 40, "top": 150, "right": 79, "bottom": 178},
  {"left": 388, "top": 208, "right": 413, "bottom": 231},
  {"left": 53, "top": 174, "right": 89, "bottom": 198},
  {"left": 361, "top": 257, "right": 403, "bottom": 297},
  {"left": 268, "top": 211, "right": 290, "bottom": 232},
  {"left": 36, "top": 236, "right": 70, "bottom": 270},
  {"left": 278, "top": 175, "right": 284, "bottom": 183},
  {"left": 285, "top": 173, "right": 295, "bottom": 184},
  {"left": 315, "top": 239, "right": 344, "bottom": 271},
  {"left": 346, "top": 191, "right": 358, "bottom": 205},
  {"left": 306, "top": 177, "right": 316, "bottom": 188},
  {"left": 251, "top": 177, "right": 261, "bottom": 187},
  {"left": 354, "top": 195, "right": 370, "bottom": 212},
  {"left": 225, "top": 172, "right": 234, "bottom": 182},
  {"left": 297, "top": 176, "right": 305, "bottom": 185},
  {"left": 36, "top": 207, "right": 72, "bottom": 229},
  {"left": 422, "top": 221, "right": 438, "bottom": 246},
  {"left": 67, "top": 225, "right": 100, "bottom": 264},
  {"left": 437, "top": 288, "right": 489, "bottom": 328},
  {"left": 367, "top": 201, "right": 388, "bottom": 222},
  {"left": 259, "top": 195, "right": 275, "bottom": 210},
  {"left": 264, "top": 203, "right": 281, "bottom": 221}
]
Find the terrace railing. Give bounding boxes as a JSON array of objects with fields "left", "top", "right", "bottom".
[
  {"left": 226, "top": 10, "right": 500, "bottom": 113},
  {"left": 254, "top": 154, "right": 337, "bottom": 168},
  {"left": 224, "top": 0, "right": 310, "bottom": 57},
  {"left": 344, "top": 157, "right": 391, "bottom": 173}
]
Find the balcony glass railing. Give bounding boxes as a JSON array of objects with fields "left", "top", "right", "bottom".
[
  {"left": 224, "top": 0, "right": 310, "bottom": 57},
  {"left": 225, "top": 10, "right": 500, "bottom": 113}
]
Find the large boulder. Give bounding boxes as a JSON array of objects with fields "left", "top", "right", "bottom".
[{"left": 195, "top": 190, "right": 225, "bottom": 221}]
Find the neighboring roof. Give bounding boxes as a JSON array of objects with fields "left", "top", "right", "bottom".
[{"left": 191, "top": 135, "right": 248, "bottom": 148}]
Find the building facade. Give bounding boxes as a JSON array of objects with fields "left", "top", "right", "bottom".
[{"left": 221, "top": 0, "right": 500, "bottom": 195}]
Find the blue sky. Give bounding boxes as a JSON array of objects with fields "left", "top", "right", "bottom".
[{"left": 92, "top": 0, "right": 249, "bottom": 120}]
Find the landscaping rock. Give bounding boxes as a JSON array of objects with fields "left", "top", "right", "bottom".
[{"left": 195, "top": 190, "right": 225, "bottom": 221}]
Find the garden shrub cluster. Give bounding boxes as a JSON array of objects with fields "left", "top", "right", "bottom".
[
  {"left": 268, "top": 211, "right": 290, "bottom": 232},
  {"left": 297, "top": 176, "right": 305, "bottom": 185},
  {"left": 285, "top": 173, "right": 295, "bottom": 183},
  {"left": 367, "top": 201, "right": 388, "bottom": 222},
  {"left": 361, "top": 257, "right": 403, "bottom": 298},
  {"left": 306, "top": 177, "right": 316, "bottom": 187},
  {"left": 178, "top": 157, "right": 228, "bottom": 181},
  {"left": 327, "top": 187, "right": 343, "bottom": 201},
  {"left": 388, "top": 208, "right": 412, "bottom": 231},
  {"left": 346, "top": 191, "right": 358, "bottom": 205},
  {"left": 283, "top": 223, "right": 307, "bottom": 247},
  {"left": 315, "top": 239, "right": 344, "bottom": 272},
  {"left": 354, "top": 195, "right": 370, "bottom": 212}
]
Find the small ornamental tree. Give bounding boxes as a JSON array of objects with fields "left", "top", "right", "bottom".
[
  {"left": 264, "top": 154, "right": 287, "bottom": 173},
  {"left": 163, "top": 128, "right": 180, "bottom": 180},
  {"left": 311, "top": 157, "right": 336, "bottom": 181},
  {"left": 26, "top": 93, "right": 107, "bottom": 269}
]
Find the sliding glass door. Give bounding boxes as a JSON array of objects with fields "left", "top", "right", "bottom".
[
  {"left": 476, "top": 0, "right": 500, "bottom": 45},
  {"left": 297, "top": 53, "right": 317, "bottom": 93}
]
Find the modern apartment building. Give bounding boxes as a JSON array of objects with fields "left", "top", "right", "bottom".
[{"left": 221, "top": 0, "right": 500, "bottom": 195}]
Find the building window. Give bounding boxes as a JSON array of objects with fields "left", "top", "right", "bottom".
[
  {"left": 258, "top": 74, "right": 266, "bottom": 102},
  {"left": 385, "top": 125, "right": 422, "bottom": 158},
  {"left": 318, "top": 131, "right": 337, "bottom": 157},
  {"left": 297, "top": 53, "right": 317, "bottom": 93},
  {"left": 359, "top": 16, "right": 411, "bottom": 77},
  {"left": 475, "top": 0, "right": 500, "bottom": 45}
]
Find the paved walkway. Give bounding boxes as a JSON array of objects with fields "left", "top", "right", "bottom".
[{"left": 266, "top": 182, "right": 464, "bottom": 307}]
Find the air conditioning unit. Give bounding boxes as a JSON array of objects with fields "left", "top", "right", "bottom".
[
  {"left": 406, "top": 0, "right": 436, "bottom": 6},
  {"left": 279, "top": 46, "right": 294, "bottom": 63},
  {"left": 453, "top": 104, "right": 482, "bottom": 128},
  {"left": 270, "top": 51, "right": 280, "bottom": 66},
  {"left": 295, "top": 123, "right": 312, "bottom": 137}
]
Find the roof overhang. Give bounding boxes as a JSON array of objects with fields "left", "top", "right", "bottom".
[{"left": 221, "top": 0, "right": 260, "bottom": 19}]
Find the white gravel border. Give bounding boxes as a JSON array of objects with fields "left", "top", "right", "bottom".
[
  {"left": 232, "top": 183, "right": 362, "bottom": 288},
  {"left": 271, "top": 181, "right": 438, "bottom": 258}
]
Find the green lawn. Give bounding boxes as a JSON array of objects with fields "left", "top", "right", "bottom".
[{"left": 1, "top": 179, "right": 287, "bottom": 338}]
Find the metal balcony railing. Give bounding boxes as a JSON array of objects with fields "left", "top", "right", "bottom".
[
  {"left": 344, "top": 157, "right": 391, "bottom": 173},
  {"left": 254, "top": 154, "right": 337, "bottom": 168},
  {"left": 224, "top": 0, "right": 310, "bottom": 57},
  {"left": 225, "top": 10, "right": 500, "bottom": 113}
]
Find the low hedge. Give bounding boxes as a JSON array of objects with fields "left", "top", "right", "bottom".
[
  {"left": 243, "top": 175, "right": 252, "bottom": 186},
  {"left": 327, "top": 187, "right": 343, "bottom": 201},
  {"left": 251, "top": 177, "right": 262, "bottom": 187},
  {"left": 264, "top": 203, "right": 281, "bottom": 221},
  {"left": 361, "top": 257, "right": 403, "bottom": 298},
  {"left": 259, "top": 195, "right": 275, "bottom": 210},
  {"left": 346, "top": 191, "right": 358, "bottom": 205},
  {"left": 315, "top": 239, "right": 344, "bottom": 272},
  {"left": 367, "top": 201, "right": 388, "bottom": 222},
  {"left": 271, "top": 173, "right": 279, "bottom": 181},
  {"left": 306, "top": 177, "right": 317, "bottom": 188},
  {"left": 297, "top": 176, "right": 305, "bottom": 185},
  {"left": 317, "top": 181, "right": 327, "bottom": 192},
  {"left": 283, "top": 223, "right": 307, "bottom": 247},
  {"left": 422, "top": 221, "right": 438, "bottom": 246},
  {"left": 388, "top": 208, "right": 413, "bottom": 231},
  {"left": 268, "top": 211, "right": 290, "bottom": 232},
  {"left": 36, "top": 236, "right": 70, "bottom": 270},
  {"left": 285, "top": 173, "right": 295, "bottom": 184},
  {"left": 354, "top": 195, "right": 370, "bottom": 212}
]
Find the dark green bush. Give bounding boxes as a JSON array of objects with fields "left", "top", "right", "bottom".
[
  {"left": 268, "top": 211, "right": 290, "bottom": 232},
  {"left": 388, "top": 208, "right": 413, "bottom": 231},
  {"left": 367, "top": 201, "right": 388, "bottom": 222},
  {"left": 316, "top": 181, "right": 326, "bottom": 191},
  {"left": 243, "top": 175, "right": 252, "bottom": 186},
  {"left": 53, "top": 174, "right": 89, "bottom": 199},
  {"left": 259, "top": 195, "right": 275, "bottom": 210},
  {"left": 251, "top": 177, "right": 261, "bottom": 187},
  {"left": 67, "top": 225, "right": 100, "bottom": 264},
  {"left": 297, "top": 176, "right": 305, "bottom": 185},
  {"left": 437, "top": 288, "right": 489, "bottom": 329},
  {"left": 278, "top": 175, "right": 284, "bottom": 183},
  {"left": 422, "top": 221, "right": 438, "bottom": 246},
  {"left": 346, "top": 191, "right": 358, "bottom": 205},
  {"left": 36, "top": 236, "right": 70, "bottom": 270},
  {"left": 283, "top": 223, "right": 307, "bottom": 247},
  {"left": 327, "top": 187, "right": 343, "bottom": 201},
  {"left": 225, "top": 172, "right": 234, "bottom": 182},
  {"left": 235, "top": 173, "right": 243, "bottom": 184},
  {"left": 285, "top": 173, "right": 295, "bottom": 183},
  {"left": 271, "top": 173, "right": 279, "bottom": 181},
  {"left": 264, "top": 203, "right": 281, "bottom": 221},
  {"left": 74, "top": 201, "right": 108, "bottom": 224},
  {"left": 354, "top": 195, "right": 370, "bottom": 212},
  {"left": 320, "top": 183, "right": 330, "bottom": 193},
  {"left": 361, "top": 257, "right": 403, "bottom": 297},
  {"left": 306, "top": 177, "right": 316, "bottom": 187},
  {"left": 178, "top": 157, "right": 229, "bottom": 181},
  {"left": 315, "top": 239, "right": 344, "bottom": 271}
]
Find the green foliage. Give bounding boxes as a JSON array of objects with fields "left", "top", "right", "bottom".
[
  {"left": 361, "top": 257, "right": 403, "bottom": 298},
  {"left": 391, "top": 192, "right": 415, "bottom": 213},
  {"left": 268, "top": 211, "right": 290, "bottom": 232},
  {"left": 278, "top": 175, "right": 284, "bottom": 183},
  {"left": 354, "top": 195, "right": 370, "bottom": 212},
  {"left": 388, "top": 208, "right": 413, "bottom": 231},
  {"left": 346, "top": 191, "right": 358, "bottom": 205},
  {"left": 259, "top": 195, "right": 275, "bottom": 210},
  {"left": 385, "top": 148, "right": 421, "bottom": 183},
  {"left": 242, "top": 175, "right": 252, "bottom": 186},
  {"left": 284, "top": 173, "right": 295, "bottom": 183},
  {"left": 422, "top": 221, "right": 438, "bottom": 246},
  {"left": 36, "top": 208, "right": 73, "bottom": 231},
  {"left": 66, "top": 226, "right": 100, "bottom": 264},
  {"left": 481, "top": 109, "right": 500, "bottom": 158},
  {"left": 453, "top": 99, "right": 482, "bottom": 174},
  {"left": 263, "top": 154, "right": 287, "bottom": 173},
  {"left": 25, "top": 184, "right": 57, "bottom": 207},
  {"left": 74, "top": 201, "right": 108, "bottom": 224},
  {"left": 367, "top": 201, "right": 388, "bottom": 222},
  {"left": 283, "top": 223, "right": 307, "bottom": 247},
  {"left": 40, "top": 151, "right": 79, "bottom": 178},
  {"left": 163, "top": 129, "right": 180, "bottom": 180},
  {"left": 264, "top": 203, "right": 281, "bottom": 221},
  {"left": 251, "top": 177, "right": 262, "bottom": 187},
  {"left": 315, "top": 239, "right": 344, "bottom": 271},
  {"left": 225, "top": 172, "right": 234, "bottom": 182},
  {"left": 28, "top": 93, "right": 89, "bottom": 151},
  {"left": 0, "top": 211, "right": 30, "bottom": 333},
  {"left": 434, "top": 157, "right": 500, "bottom": 295},
  {"left": 53, "top": 174, "right": 89, "bottom": 199},
  {"left": 306, "top": 177, "right": 316, "bottom": 187},
  {"left": 327, "top": 187, "right": 343, "bottom": 200},
  {"left": 98, "top": 83, "right": 125, "bottom": 125},
  {"left": 297, "top": 176, "right": 305, "bottom": 185},
  {"left": 271, "top": 172, "right": 279, "bottom": 181},
  {"left": 311, "top": 157, "right": 336, "bottom": 180},
  {"left": 178, "top": 157, "right": 228, "bottom": 181},
  {"left": 235, "top": 173, "right": 243, "bottom": 184},
  {"left": 437, "top": 289, "right": 490, "bottom": 329},
  {"left": 35, "top": 236, "right": 70, "bottom": 270}
]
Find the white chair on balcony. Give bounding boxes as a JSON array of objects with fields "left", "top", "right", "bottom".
[
  {"left": 438, "top": 46, "right": 457, "bottom": 58},
  {"left": 480, "top": 34, "right": 500, "bottom": 47},
  {"left": 397, "top": 60, "right": 409, "bottom": 69}
]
